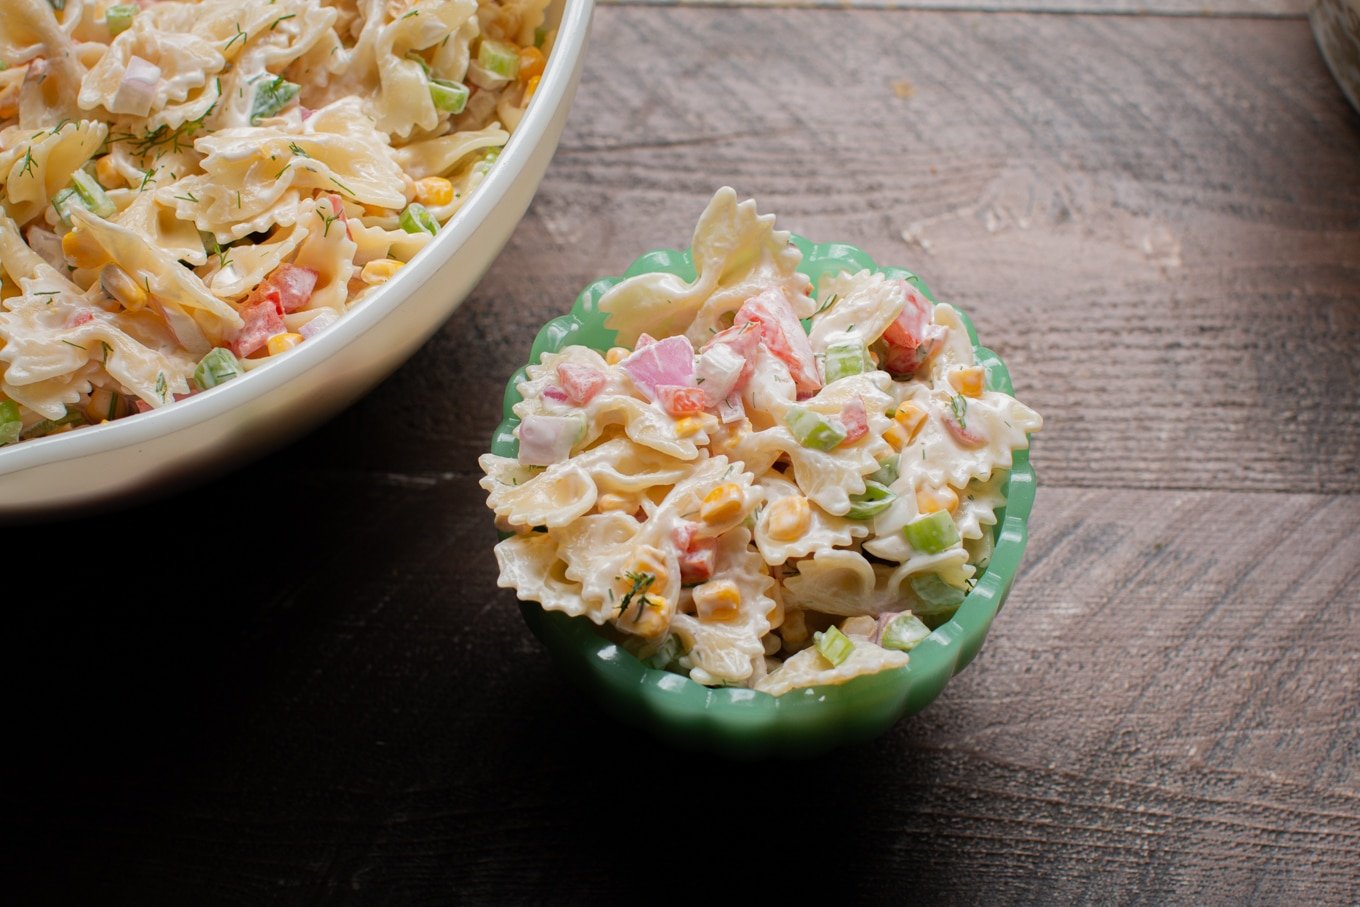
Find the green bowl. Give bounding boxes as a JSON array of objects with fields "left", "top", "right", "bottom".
[{"left": 490, "top": 236, "right": 1037, "bottom": 758}]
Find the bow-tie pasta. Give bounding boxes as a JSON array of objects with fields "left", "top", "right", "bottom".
[
  {"left": 483, "top": 189, "right": 1044, "bottom": 695},
  {"left": 0, "top": 0, "right": 554, "bottom": 446}
]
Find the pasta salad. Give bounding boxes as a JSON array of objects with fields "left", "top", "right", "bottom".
[
  {"left": 480, "top": 189, "right": 1043, "bottom": 696},
  {"left": 0, "top": 0, "right": 553, "bottom": 445}
]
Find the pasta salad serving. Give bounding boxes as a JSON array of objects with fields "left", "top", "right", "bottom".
[
  {"left": 480, "top": 189, "right": 1043, "bottom": 697},
  {"left": 0, "top": 0, "right": 554, "bottom": 447}
]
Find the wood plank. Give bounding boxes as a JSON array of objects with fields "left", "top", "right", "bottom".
[
  {"left": 3, "top": 476, "right": 1356, "bottom": 900},
  {"left": 605, "top": 0, "right": 1310, "bottom": 20},
  {"left": 363, "top": 6, "right": 1358, "bottom": 495}
]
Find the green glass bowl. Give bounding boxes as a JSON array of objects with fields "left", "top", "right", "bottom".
[{"left": 490, "top": 236, "right": 1037, "bottom": 758}]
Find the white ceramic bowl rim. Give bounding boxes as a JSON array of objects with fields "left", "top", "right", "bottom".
[{"left": 0, "top": 0, "right": 593, "bottom": 483}]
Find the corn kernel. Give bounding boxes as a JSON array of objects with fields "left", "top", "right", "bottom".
[
  {"left": 700, "top": 483, "right": 743, "bottom": 524},
  {"left": 99, "top": 264, "right": 147, "bottom": 311},
  {"left": 674, "top": 416, "right": 704, "bottom": 438},
  {"left": 518, "top": 46, "right": 547, "bottom": 81},
  {"left": 63, "top": 229, "right": 111, "bottom": 270},
  {"left": 266, "top": 332, "right": 304, "bottom": 356},
  {"left": 629, "top": 593, "right": 672, "bottom": 638},
  {"left": 414, "top": 176, "right": 454, "bottom": 207},
  {"left": 693, "top": 580, "right": 741, "bottom": 622},
  {"left": 948, "top": 366, "right": 986, "bottom": 398},
  {"left": 522, "top": 74, "right": 541, "bottom": 105},
  {"left": 916, "top": 485, "right": 959, "bottom": 515},
  {"left": 605, "top": 346, "right": 630, "bottom": 366},
  {"left": 360, "top": 258, "right": 403, "bottom": 284},
  {"left": 626, "top": 545, "right": 668, "bottom": 591},
  {"left": 597, "top": 492, "right": 633, "bottom": 512},
  {"left": 765, "top": 495, "right": 810, "bottom": 541},
  {"left": 95, "top": 155, "right": 122, "bottom": 189},
  {"left": 883, "top": 422, "right": 909, "bottom": 449},
  {"left": 894, "top": 402, "right": 927, "bottom": 439}
]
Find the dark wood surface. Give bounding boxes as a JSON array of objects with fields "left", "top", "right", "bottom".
[{"left": 5, "top": 3, "right": 1359, "bottom": 903}]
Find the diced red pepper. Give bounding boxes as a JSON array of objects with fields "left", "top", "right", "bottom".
[
  {"left": 656, "top": 384, "right": 706, "bottom": 416},
  {"left": 557, "top": 363, "right": 606, "bottom": 405},
  {"left": 673, "top": 522, "right": 717, "bottom": 586},
  {"left": 839, "top": 396, "right": 868, "bottom": 445},
  {"left": 734, "top": 288, "right": 821, "bottom": 395},
  {"left": 66, "top": 311, "right": 94, "bottom": 328},
  {"left": 233, "top": 289, "right": 286, "bottom": 357},
  {"left": 542, "top": 385, "right": 569, "bottom": 403}
]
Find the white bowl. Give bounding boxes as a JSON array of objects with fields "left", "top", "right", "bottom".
[{"left": 0, "top": 0, "right": 595, "bottom": 518}]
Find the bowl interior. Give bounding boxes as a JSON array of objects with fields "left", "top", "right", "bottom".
[
  {"left": 492, "top": 235, "right": 1038, "bottom": 757},
  {"left": 0, "top": 0, "right": 595, "bottom": 517}
]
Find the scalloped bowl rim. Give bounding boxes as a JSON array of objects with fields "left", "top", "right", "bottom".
[
  {"left": 492, "top": 234, "right": 1037, "bottom": 757},
  {"left": 0, "top": 0, "right": 595, "bottom": 513}
]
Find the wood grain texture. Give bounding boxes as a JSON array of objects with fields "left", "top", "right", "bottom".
[
  {"left": 2, "top": 5, "right": 1358, "bottom": 905},
  {"left": 3, "top": 478, "right": 1356, "bottom": 902},
  {"left": 607, "top": 0, "right": 1310, "bottom": 19}
]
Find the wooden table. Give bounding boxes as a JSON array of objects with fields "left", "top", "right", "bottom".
[{"left": 6, "top": 0, "right": 1358, "bottom": 901}]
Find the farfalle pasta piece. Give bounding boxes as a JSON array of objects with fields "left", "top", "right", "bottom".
[
  {"left": 372, "top": 0, "right": 479, "bottom": 138},
  {"left": 69, "top": 208, "right": 242, "bottom": 348},
  {"left": 113, "top": 189, "right": 210, "bottom": 268},
  {"left": 289, "top": 194, "right": 358, "bottom": 312},
  {"left": 0, "top": 270, "right": 195, "bottom": 417},
  {"left": 391, "top": 124, "right": 508, "bottom": 180},
  {"left": 755, "top": 636, "right": 908, "bottom": 697},
  {"left": 597, "top": 188, "right": 811, "bottom": 347},
  {"left": 752, "top": 473, "right": 869, "bottom": 567},
  {"left": 160, "top": 98, "right": 406, "bottom": 242},
  {"left": 8, "top": 0, "right": 84, "bottom": 129},
  {"left": 493, "top": 531, "right": 588, "bottom": 617},
  {"left": 807, "top": 269, "right": 909, "bottom": 355},
  {"left": 0, "top": 120, "right": 107, "bottom": 226},
  {"left": 672, "top": 528, "right": 776, "bottom": 686},
  {"left": 729, "top": 372, "right": 895, "bottom": 516}
]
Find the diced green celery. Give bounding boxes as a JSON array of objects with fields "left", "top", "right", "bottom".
[
  {"left": 106, "top": 3, "right": 137, "bottom": 35},
  {"left": 399, "top": 203, "right": 439, "bottom": 236},
  {"left": 785, "top": 406, "right": 846, "bottom": 452},
  {"left": 903, "top": 510, "right": 960, "bottom": 554},
  {"left": 881, "top": 613, "right": 931, "bottom": 652},
  {"left": 71, "top": 169, "right": 115, "bottom": 218},
  {"left": 428, "top": 78, "right": 469, "bottom": 114},
  {"left": 250, "top": 76, "right": 300, "bottom": 124},
  {"left": 0, "top": 400, "right": 21, "bottom": 446},
  {"left": 814, "top": 626, "right": 854, "bottom": 667},
  {"left": 194, "top": 347, "right": 241, "bottom": 390},
  {"left": 477, "top": 39, "right": 521, "bottom": 79},
  {"left": 846, "top": 480, "right": 895, "bottom": 519},
  {"left": 823, "top": 341, "right": 868, "bottom": 383},
  {"left": 645, "top": 634, "right": 682, "bottom": 670},
  {"left": 868, "top": 454, "right": 899, "bottom": 487},
  {"left": 533, "top": 26, "right": 547, "bottom": 47},
  {"left": 51, "top": 187, "right": 88, "bottom": 226},
  {"left": 909, "top": 574, "right": 967, "bottom": 622}
]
